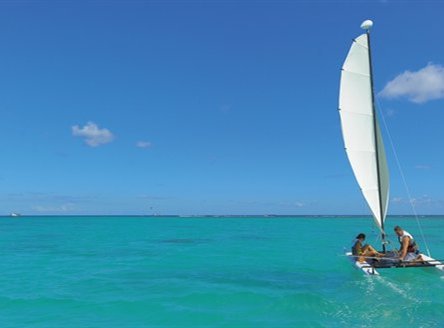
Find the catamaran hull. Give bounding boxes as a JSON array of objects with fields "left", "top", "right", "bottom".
[
  {"left": 346, "top": 252, "right": 379, "bottom": 275},
  {"left": 346, "top": 252, "right": 444, "bottom": 275},
  {"left": 419, "top": 254, "right": 444, "bottom": 272}
]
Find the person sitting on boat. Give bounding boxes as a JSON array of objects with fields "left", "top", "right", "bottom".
[
  {"left": 351, "top": 233, "right": 383, "bottom": 262},
  {"left": 394, "top": 226, "right": 422, "bottom": 261}
]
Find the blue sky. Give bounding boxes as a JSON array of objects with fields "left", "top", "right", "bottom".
[{"left": 0, "top": 1, "right": 443, "bottom": 215}]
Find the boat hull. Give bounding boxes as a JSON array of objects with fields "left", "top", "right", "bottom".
[
  {"left": 419, "top": 254, "right": 444, "bottom": 272},
  {"left": 346, "top": 252, "right": 444, "bottom": 275},
  {"left": 345, "top": 252, "right": 379, "bottom": 275}
]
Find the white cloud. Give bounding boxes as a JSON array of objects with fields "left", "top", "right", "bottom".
[
  {"left": 136, "top": 141, "right": 152, "bottom": 148},
  {"left": 72, "top": 122, "right": 114, "bottom": 147},
  {"left": 391, "top": 197, "right": 404, "bottom": 204},
  {"left": 379, "top": 63, "right": 444, "bottom": 103},
  {"left": 278, "top": 200, "right": 305, "bottom": 208},
  {"left": 32, "top": 203, "right": 75, "bottom": 213},
  {"left": 415, "top": 164, "right": 431, "bottom": 170},
  {"left": 391, "top": 195, "right": 444, "bottom": 207},
  {"left": 385, "top": 108, "right": 396, "bottom": 117},
  {"left": 138, "top": 194, "right": 171, "bottom": 201}
]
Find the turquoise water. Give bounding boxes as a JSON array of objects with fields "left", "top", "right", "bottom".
[{"left": 0, "top": 216, "right": 443, "bottom": 327}]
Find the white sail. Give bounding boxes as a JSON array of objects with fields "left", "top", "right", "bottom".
[{"left": 339, "top": 33, "right": 389, "bottom": 230}]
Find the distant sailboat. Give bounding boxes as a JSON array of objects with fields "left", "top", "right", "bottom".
[{"left": 338, "top": 20, "right": 444, "bottom": 275}]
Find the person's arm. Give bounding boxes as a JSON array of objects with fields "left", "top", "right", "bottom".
[{"left": 399, "top": 237, "right": 409, "bottom": 260}]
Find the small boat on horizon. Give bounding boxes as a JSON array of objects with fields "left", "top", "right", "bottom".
[{"left": 10, "top": 212, "right": 21, "bottom": 217}]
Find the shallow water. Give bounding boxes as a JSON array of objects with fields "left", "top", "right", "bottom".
[{"left": 0, "top": 216, "right": 443, "bottom": 327}]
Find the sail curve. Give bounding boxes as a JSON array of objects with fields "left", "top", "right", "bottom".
[{"left": 339, "top": 33, "right": 390, "bottom": 230}]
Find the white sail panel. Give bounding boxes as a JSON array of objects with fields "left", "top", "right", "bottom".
[
  {"left": 339, "top": 33, "right": 389, "bottom": 229},
  {"left": 339, "top": 112, "right": 374, "bottom": 151},
  {"left": 339, "top": 71, "right": 372, "bottom": 116},
  {"left": 362, "top": 189, "right": 381, "bottom": 227}
]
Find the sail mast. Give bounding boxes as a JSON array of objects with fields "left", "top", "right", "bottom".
[{"left": 364, "top": 22, "right": 387, "bottom": 252}]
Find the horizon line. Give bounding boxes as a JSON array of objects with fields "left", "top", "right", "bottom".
[{"left": 3, "top": 214, "right": 444, "bottom": 218}]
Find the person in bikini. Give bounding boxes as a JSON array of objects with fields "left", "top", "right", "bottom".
[{"left": 351, "top": 233, "right": 383, "bottom": 262}]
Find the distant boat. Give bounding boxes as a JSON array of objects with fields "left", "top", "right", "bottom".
[
  {"left": 338, "top": 20, "right": 444, "bottom": 275},
  {"left": 10, "top": 212, "right": 21, "bottom": 217}
]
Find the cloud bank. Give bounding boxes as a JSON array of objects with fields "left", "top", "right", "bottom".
[
  {"left": 72, "top": 122, "right": 114, "bottom": 147},
  {"left": 379, "top": 63, "right": 444, "bottom": 103},
  {"left": 391, "top": 195, "right": 444, "bottom": 208}
]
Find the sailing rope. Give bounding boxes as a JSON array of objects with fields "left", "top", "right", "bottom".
[{"left": 375, "top": 97, "right": 432, "bottom": 257}]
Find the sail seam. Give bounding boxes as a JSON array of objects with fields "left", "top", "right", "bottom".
[
  {"left": 341, "top": 70, "right": 370, "bottom": 77},
  {"left": 339, "top": 110, "right": 372, "bottom": 117},
  {"left": 354, "top": 42, "right": 368, "bottom": 49},
  {"left": 353, "top": 36, "right": 369, "bottom": 49}
]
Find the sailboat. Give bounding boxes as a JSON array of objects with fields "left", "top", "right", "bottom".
[{"left": 339, "top": 20, "right": 444, "bottom": 275}]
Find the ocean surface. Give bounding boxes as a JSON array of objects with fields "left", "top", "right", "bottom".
[{"left": 0, "top": 216, "right": 443, "bottom": 327}]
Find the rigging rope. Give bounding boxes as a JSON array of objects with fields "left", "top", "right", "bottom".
[{"left": 375, "top": 97, "right": 432, "bottom": 257}]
